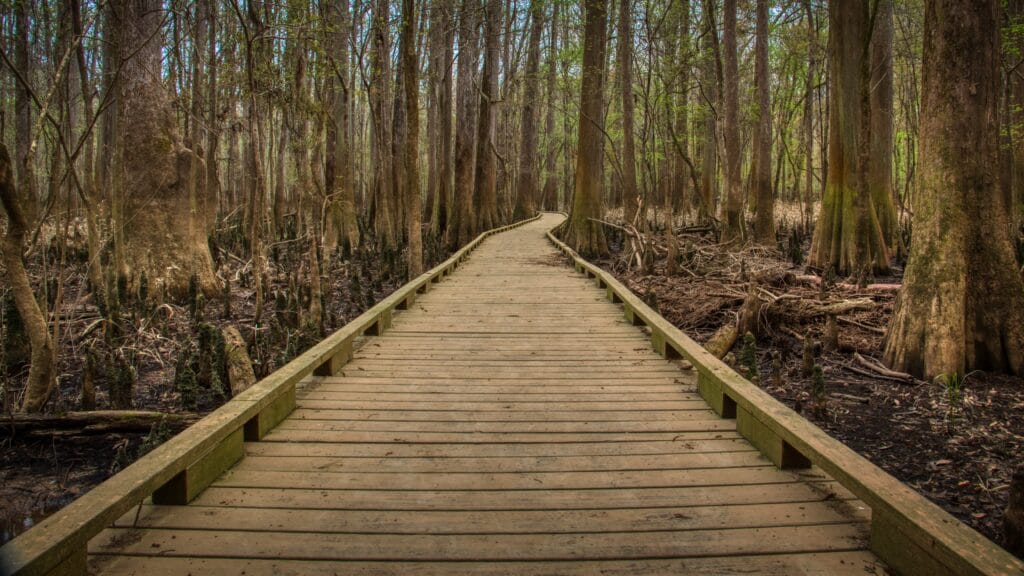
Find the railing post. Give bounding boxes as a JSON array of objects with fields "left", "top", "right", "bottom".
[
  {"left": 697, "top": 370, "right": 737, "bottom": 418},
  {"left": 735, "top": 405, "right": 810, "bottom": 469},
  {"left": 244, "top": 386, "right": 296, "bottom": 441},
  {"left": 314, "top": 338, "right": 353, "bottom": 376},
  {"left": 153, "top": 427, "right": 244, "bottom": 504}
]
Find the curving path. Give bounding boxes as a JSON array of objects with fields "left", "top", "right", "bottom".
[{"left": 87, "top": 213, "right": 884, "bottom": 575}]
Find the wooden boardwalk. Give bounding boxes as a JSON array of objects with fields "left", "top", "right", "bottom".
[{"left": 87, "top": 213, "right": 884, "bottom": 575}]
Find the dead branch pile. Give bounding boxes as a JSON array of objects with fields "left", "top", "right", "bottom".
[{"left": 594, "top": 221, "right": 899, "bottom": 364}]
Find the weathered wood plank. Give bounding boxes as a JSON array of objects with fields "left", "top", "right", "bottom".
[
  {"left": 285, "top": 409, "right": 710, "bottom": 422},
  {"left": 111, "top": 502, "right": 866, "bottom": 533},
  {"left": 89, "top": 525, "right": 869, "bottom": 560},
  {"left": 271, "top": 419, "right": 732, "bottom": 434},
  {"left": 210, "top": 466, "right": 794, "bottom": 491},
  {"left": 233, "top": 451, "right": 765, "bottom": 473},
  {"left": 259, "top": 430, "right": 743, "bottom": 444},
  {"left": 242, "top": 438, "right": 756, "bottom": 458},
  {"left": 193, "top": 481, "right": 860, "bottom": 511},
  {"left": 87, "top": 551, "right": 885, "bottom": 576}
]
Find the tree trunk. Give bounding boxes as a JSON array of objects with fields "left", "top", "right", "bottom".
[
  {"left": 672, "top": 0, "right": 690, "bottom": 216},
  {"left": 720, "top": 0, "right": 743, "bottom": 243},
  {"left": 452, "top": 0, "right": 479, "bottom": 248},
  {"left": 434, "top": 1, "right": 455, "bottom": 237},
  {"left": 0, "top": 145, "right": 56, "bottom": 413},
  {"left": 563, "top": 0, "right": 608, "bottom": 257},
  {"left": 14, "top": 0, "right": 35, "bottom": 225},
  {"left": 475, "top": 0, "right": 501, "bottom": 231},
  {"left": 114, "top": 0, "right": 218, "bottom": 299},
  {"left": 869, "top": 0, "right": 897, "bottom": 250},
  {"left": 513, "top": 0, "right": 544, "bottom": 221},
  {"left": 540, "top": 2, "right": 559, "bottom": 212},
  {"left": 370, "top": 0, "right": 396, "bottom": 247},
  {"left": 618, "top": 0, "right": 639, "bottom": 226},
  {"left": 883, "top": 0, "right": 1024, "bottom": 379},
  {"left": 72, "top": 0, "right": 104, "bottom": 300},
  {"left": 401, "top": 0, "right": 423, "bottom": 277},
  {"left": 699, "top": 0, "right": 719, "bottom": 224},
  {"left": 802, "top": 0, "right": 815, "bottom": 231},
  {"left": 751, "top": 0, "right": 774, "bottom": 244},
  {"left": 807, "top": 0, "right": 889, "bottom": 276},
  {"left": 323, "top": 0, "right": 358, "bottom": 253},
  {"left": 205, "top": 0, "right": 219, "bottom": 234}
]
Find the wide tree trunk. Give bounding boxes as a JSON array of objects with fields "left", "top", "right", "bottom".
[
  {"left": 751, "top": 0, "right": 774, "bottom": 244},
  {"left": 400, "top": 0, "right": 422, "bottom": 277},
  {"left": 370, "top": 0, "right": 396, "bottom": 247},
  {"left": 452, "top": 0, "right": 479, "bottom": 248},
  {"left": 427, "top": 0, "right": 454, "bottom": 237},
  {"left": 563, "top": 0, "right": 608, "bottom": 257},
  {"left": 720, "top": 0, "right": 743, "bottom": 243},
  {"left": 474, "top": 0, "right": 501, "bottom": 232},
  {"left": 513, "top": 0, "right": 544, "bottom": 221},
  {"left": 325, "top": 0, "right": 359, "bottom": 253},
  {"left": 807, "top": 0, "right": 889, "bottom": 276},
  {"left": 883, "top": 0, "right": 1024, "bottom": 379},
  {"left": 0, "top": 146, "right": 56, "bottom": 413},
  {"left": 114, "top": 0, "right": 218, "bottom": 299}
]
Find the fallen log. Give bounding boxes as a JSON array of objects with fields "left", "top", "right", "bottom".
[
  {"left": 794, "top": 274, "right": 900, "bottom": 293},
  {"left": 0, "top": 410, "right": 200, "bottom": 435}
]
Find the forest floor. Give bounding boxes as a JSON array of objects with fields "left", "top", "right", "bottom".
[
  {"left": 591, "top": 215, "right": 1024, "bottom": 553},
  {"left": 0, "top": 223, "right": 450, "bottom": 545}
]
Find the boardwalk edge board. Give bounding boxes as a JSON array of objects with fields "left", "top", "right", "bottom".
[
  {"left": 544, "top": 215, "right": 1024, "bottom": 576},
  {"left": 0, "top": 214, "right": 541, "bottom": 576}
]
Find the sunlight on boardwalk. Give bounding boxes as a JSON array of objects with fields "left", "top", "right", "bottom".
[{"left": 87, "top": 214, "right": 884, "bottom": 575}]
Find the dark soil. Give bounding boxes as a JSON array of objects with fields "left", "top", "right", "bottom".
[
  {"left": 593, "top": 222, "right": 1024, "bottom": 554},
  {"left": 0, "top": 222, "right": 452, "bottom": 545}
]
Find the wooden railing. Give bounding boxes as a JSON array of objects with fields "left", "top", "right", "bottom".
[
  {"left": 0, "top": 214, "right": 541, "bottom": 576},
  {"left": 546, "top": 226, "right": 1024, "bottom": 576}
]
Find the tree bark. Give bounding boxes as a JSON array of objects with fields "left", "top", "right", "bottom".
[
  {"left": 0, "top": 145, "right": 56, "bottom": 413},
  {"left": 475, "top": 0, "right": 501, "bottom": 231},
  {"left": 699, "top": 0, "right": 719, "bottom": 224},
  {"left": 720, "top": 0, "right": 743, "bottom": 243},
  {"left": 540, "top": 2, "right": 559, "bottom": 212},
  {"left": 618, "top": 0, "right": 639, "bottom": 226},
  {"left": 513, "top": 0, "right": 544, "bottom": 221},
  {"left": 751, "top": 0, "right": 774, "bottom": 244},
  {"left": 869, "top": 0, "right": 897, "bottom": 250},
  {"left": 452, "top": 0, "right": 480, "bottom": 248},
  {"left": 807, "top": 0, "right": 889, "bottom": 275},
  {"left": 114, "top": 0, "right": 218, "bottom": 299},
  {"left": 14, "top": 0, "right": 35, "bottom": 225},
  {"left": 401, "top": 0, "right": 423, "bottom": 276},
  {"left": 563, "top": 0, "right": 608, "bottom": 257},
  {"left": 205, "top": 0, "right": 219, "bottom": 235},
  {"left": 370, "top": 0, "right": 396, "bottom": 247},
  {"left": 883, "top": 0, "right": 1024, "bottom": 379},
  {"left": 802, "top": 0, "right": 815, "bottom": 231}
]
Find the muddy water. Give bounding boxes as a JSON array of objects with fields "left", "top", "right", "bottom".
[{"left": 1, "top": 497, "right": 73, "bottom": 546}]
